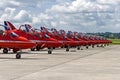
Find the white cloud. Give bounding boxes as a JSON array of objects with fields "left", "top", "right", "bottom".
[
  {"left": 39, "top": 13, "right": 52, "bottom": 20},
  {"left": 42, "top": 0, "right": 120, "bottom": 32},
  {"left": 51, "top": 21, "right": 57, "bottom": 27},
  {"left": 0, "top": 7, "right": 16, "bottom": 22},
  {"left": 32, "top": 17, "right": 41, "bottom": 24},
  {"left": 47, "top": 0, "right": 113, "bottom": 13},
  {"left": 4, "top": 7, "right": 16, "bottom": 14},
  {"left": 14, "top": 10, "right": 32, "bottom": 23},
  {"left": 0, "top": 0, "right": 119, "bottom": 32},
  {"left": 97, "top": 0, "right": 120, "bottom": 4},
  {"left": 0, "top": 0, "right": 20, "bottom": 9},
  {"left": 9, "top": 0, "right": 20, "bottom": 6}
]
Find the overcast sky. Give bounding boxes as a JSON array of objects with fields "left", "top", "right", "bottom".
[{"left": 0, "top": 0, "right": 120, "bottom": 32}]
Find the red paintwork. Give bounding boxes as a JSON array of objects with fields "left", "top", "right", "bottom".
[
  {"left": 41, "top": 27, "right": 79, "bottom": 47},
  {"left": 0, "top": 30, "right": 35, "bottom": 50},
  {"left": 4, "top": 21, "right": 62, "bottom": 49},
  {"left": 4, "top": 21, "right": 112, "bottom": 50}
]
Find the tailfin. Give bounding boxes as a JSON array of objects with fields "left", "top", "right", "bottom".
[
  {"left": 25, "top": 24, "right": 33, "bottom": 32},
  {"left": 41, "top": 27, "right": 48, "bottom": 33},
  {"left": 4, "top": 21, "right": 16, "bottom": 30},
  {"left": 51, "top": 28, "right": 59, "bottom": 35}
]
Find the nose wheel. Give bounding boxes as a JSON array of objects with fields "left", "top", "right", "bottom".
[
  {"left": 48, "top": 50, "right": 52, "bottom": 54},
  {"left": 48, "top": 47, "right": 53, "bottom": 54},
  {"left": 66, "top": 46, "right": 70, "bottom": 51},
  {"left": 77, "top": 46, "right": 80, "bottom": 50},
  {"left": 86, "top": 45, "right": 89, "bottom": 49},
  {"left": 16, "top": 53, "right": 21, "bottom": 59}
]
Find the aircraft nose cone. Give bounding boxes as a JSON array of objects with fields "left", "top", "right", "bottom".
[
  {"left": 17, "top": 36, "right": 29, "bottom": 41},
  {"left": 17, "top": 36, "right": 36, "bottom": 48}
]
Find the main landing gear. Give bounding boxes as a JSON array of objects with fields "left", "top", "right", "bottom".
[
  {"left": 36, "top": 46, "right": 41, "bottom": 51},
  {"left": 31, "top": 46, "right": 41, "bottom": 51},
  {"left": 3, "top": 48, "right": 8, "bottom": 53}
]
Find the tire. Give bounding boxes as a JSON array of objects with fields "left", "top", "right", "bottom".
[
  {"left": 77, "top": 46, "right": 80, "bottom": 50},
  {"left": 48, "top": 50, "right": 52, "bottom": 54},
  {"left": 61, "top": 46, "right": 64, "bottom": 48},
  {"left": 86, "top": 46, "right": 88, "bottom": 49},
  {"left": 53, "top": 47, "right": 55, "bottom": 49},
  {"left": 16, "top": 53, "right": 21, "bottom": 59},
  {"left": 66, "top": 48, "right": 69, "bottom": 51},
  {"left": 3, "top": 48, "right": 8, "bottom": 53}
]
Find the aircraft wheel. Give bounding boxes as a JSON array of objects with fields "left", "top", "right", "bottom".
[
  {"left": 48, "top": 50, "right": 52, "bottom": 54},
  {"left": 86, "top": 45, "right": 89, "bottom": 49},
  {"left": 3, "top": 48, "right": 8, "bottom": 53},
  {"left": 77, "top": 46, "right": 80, "bottom": 50},
  {"left": 16, "top": 53, "right": 21, "bottom": 59},
  {"left": 53, "top": 47, "right": 55, "bottom": 49},
  {"left": 66, "top": 47, "right": 69, "bottom": 51},
  {"left": 61, "top": 46, "right": 64, "bottom": 48}
]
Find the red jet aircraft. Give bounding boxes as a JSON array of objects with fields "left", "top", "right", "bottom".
[
  {"left": 40, "top": 27, "right": 80, "bottom": 51},
  {"left": 0, "top": 24, "right": 35, "bottom": 59},
  {"left": 4, "top": 21, "right": 62, "bottom": 54}
]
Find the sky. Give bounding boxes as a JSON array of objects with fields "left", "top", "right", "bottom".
[{"left": 0, "top": 0, "right": 120, "bottom": 33}]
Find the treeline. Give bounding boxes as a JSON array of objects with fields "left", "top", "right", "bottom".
[{"left": 87, "top": 32, "right": 120, "bottom": 39}]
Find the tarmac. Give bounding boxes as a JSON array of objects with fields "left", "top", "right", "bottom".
[{"left": 0, "top": 45, "right": 120, "bottom": 80}]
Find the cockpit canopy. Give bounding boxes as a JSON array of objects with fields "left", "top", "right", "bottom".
[{"left": 10, "top": 32, "right": 19, "bottom": 37}]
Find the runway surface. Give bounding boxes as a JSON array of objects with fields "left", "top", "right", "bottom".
[{"left": 0, "top": 45, "right": 119, "bottom": 80}]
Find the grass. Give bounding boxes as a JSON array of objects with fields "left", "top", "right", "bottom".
[{"left": 108, "top": 39, "right": 120, "bottom": 45}]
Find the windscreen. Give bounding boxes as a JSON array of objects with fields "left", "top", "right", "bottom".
[
  {"left": 44, "top": 34, "right": 50, "bottom": 38},
  {"left": 10, "top": 32, "right": 19, "bottom": 37}
]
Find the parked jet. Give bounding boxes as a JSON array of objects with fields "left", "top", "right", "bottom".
[
  {"left": 4, "top": 21, "right": 62, "bottom": 54},
  {"left": 67, "top": 31, "right": 89, "bottom": 49},
  {"left": 40, "top": 27, "right": 80, "bottom": 51},
  {"left": 0, "top": 24, "right": 35, "bottom": 59}
]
